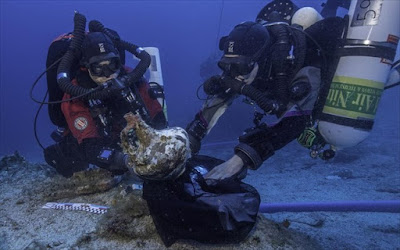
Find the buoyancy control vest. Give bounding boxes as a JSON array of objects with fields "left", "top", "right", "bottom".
[
  {"left": 263, "top": 15, "right": 307, "bottom": 106},
  {"left": 46, "top": 29, "right": 126, "bottom": 127},
  {"left": 244, "top": 10, "right": 307, "bottom": 117}
]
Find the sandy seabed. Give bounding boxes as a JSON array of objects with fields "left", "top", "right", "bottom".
[
  {"left": 201, "top": 117, "right": 400, "bottom": 250},
  {"left": 0, "top": 119, "right": 399, "bottom": 249}
]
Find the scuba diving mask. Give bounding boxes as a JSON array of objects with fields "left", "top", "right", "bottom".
[
  {"left": 218, "top": 56, "right": 256, "bottom": 77},
  {"left": 88, "top": 56, "right": 121, "bottom": 77},
  {"left": 218, "top": 21, "right": 270, "bottom": 78}
]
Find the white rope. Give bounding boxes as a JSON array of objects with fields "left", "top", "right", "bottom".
[{"left": 215, "top": 0, "right": 225, "bottom": 52}]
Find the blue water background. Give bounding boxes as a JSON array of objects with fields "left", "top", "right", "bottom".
[{"left": 0, "top": 0, "right": 398, "bottom": 161}]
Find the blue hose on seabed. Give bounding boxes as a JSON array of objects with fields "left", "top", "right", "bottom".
[{"left": 259, "top": 200, "right": 400, "bottom": 213}]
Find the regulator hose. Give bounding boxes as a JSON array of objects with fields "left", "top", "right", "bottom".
[
  {"left": 266, "top": 12, "right": 292, "bottom": 105},
  {"left": 88, "top": 20, "right": 151, "bottom": 87},
  {"left": 56, "top": 12, "right": 110, "bottom": 100},
  {"left": 289, "top": 25, "right": 307, "bottom": 79},
  {"left": 241, "top": 84, "right": 283, "bottom": 114}
]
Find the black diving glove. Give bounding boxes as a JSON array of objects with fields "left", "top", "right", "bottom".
[
  {"left": 101, "top": 77, "right": 129, "bottom": 101},
  {"left": 289, "top": 81, "right": 311, "bottom": 101},
  {"left": 186, "top": 115, "right": 208, "bottom": 155},
  {"left": 96, "top": 148, "right": 129, "bottom": 175},
  {"left": 203, "top": 75, "right": 223, "bottom": 95},
  {"left": 109, "top": 151, "right": 130, "bottom": 175},
  {"left": 188, "top": 133, "right": 202, "bottom": 155},
  {"left": 91, "top": 80, "right": 123, "bottom": 101},
  {"left": 220, "top": 76, "right": 246, "bottom": 94},
  {"left": 105, "top": 88, "right": 124, "bottom": 100}
]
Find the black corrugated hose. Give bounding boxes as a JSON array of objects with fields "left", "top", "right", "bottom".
[
  {"left": 56, "top": 12, "right": 110, "bottom": 99},
  {"left": 241, "top": 84, "right": 283, "bottom": 115},
  {"left": 267, "top": 12, "right": 292, "bottom": 106}
]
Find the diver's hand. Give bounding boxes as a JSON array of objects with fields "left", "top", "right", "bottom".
[
  {"left": 108, "top": 151, "right": 130, "bottom": 175},
  {"left": 204, "top": 154, "right": 244, "bottom": 183},
  {"left": 98, "top": 85, "right": 123, "bottom": 101},
  {"left": 203, "top": 75, "right": 223, "bottom": 95},
  {"left": 100, "top": 78, "right": 126, "bottom": 100},
  {"left": 220, "top": 76, "right": 245, "bottom": 94}
]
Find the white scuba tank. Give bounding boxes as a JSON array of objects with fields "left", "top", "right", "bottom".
[
  {"left": 387, "top": 58, "right": 400, "bottom": 87},
  {"left": 291, "top": 7, "right": 323, "bottom": 30},
  {"left": 317, "top": 0, "right": 400, "bottom": 150},
  {"left": 143, "top": 47, "right": 168, "bottom": 121}
]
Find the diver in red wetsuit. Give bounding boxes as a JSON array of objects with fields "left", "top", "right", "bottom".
[{"left": 44, "top": 32, "right": 167, "bottom": 177}]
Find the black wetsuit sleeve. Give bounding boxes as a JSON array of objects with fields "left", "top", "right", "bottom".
[
  {"left": 267, "top": 115, "right": 310, "bottom": 151},
  {"left": 236, "top": 115, "right": 310, "bottom": 169}
]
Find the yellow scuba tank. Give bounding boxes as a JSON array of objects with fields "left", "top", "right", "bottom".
[{"left": 317, "top": 0, "right": 400, "bottom": 150}]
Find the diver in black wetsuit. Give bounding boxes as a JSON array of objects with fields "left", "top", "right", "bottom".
[{"left": 186, "top": 19, "right": 322, "bottom": 181}]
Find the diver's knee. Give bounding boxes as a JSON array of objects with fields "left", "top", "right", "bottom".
[
  {"left": 43, "top": 144, "right": 87, "bottom": 178},
  {"left": 43, "top": 144, "right": 60, "bottom": 167}
]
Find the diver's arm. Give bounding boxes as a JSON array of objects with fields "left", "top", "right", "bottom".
[
  {"left": 61, "top": 94, "right": 129, "bottom": 174},
  {"left": 186, "top": 93, "right": 236, "bottom": 154},
  {"left": 236, "top": 115, "right": 310, "bottom": 168},
  {"left": 235, "top": 67, "right": 320, "bottom": 170},
  {"left": 204, "top": 114, "right": 310, "bottom": 181},
  {"left": 133, "top": 78, "right": 168, "bottom": 129},
  {"left": 80, "top": 137, "right": 128, "bottom": 175},
  {"left": 201, "top": 94, "right": 237, "bottom": 134}
]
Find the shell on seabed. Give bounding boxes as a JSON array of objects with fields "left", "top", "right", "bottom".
[{"left": 120, "top": 112, "right": 190, "bottom": 180}]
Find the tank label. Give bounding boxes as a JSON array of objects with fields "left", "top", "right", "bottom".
[
  {"left": 323, "top": 76, "right": 384, "bottom": 119},
  {"left": 351, "top": 0, "right": 383, "bottom": 27},
  {"left": 150, "top": 55, "right": 158, "bottom": 71}
]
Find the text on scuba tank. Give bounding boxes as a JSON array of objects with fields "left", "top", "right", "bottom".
[
  {"left": 351, "top": 0, "right": 383, "bottom": 27},
  {"left": 325, "top": 82, "right": 383, "bottom": 116}
]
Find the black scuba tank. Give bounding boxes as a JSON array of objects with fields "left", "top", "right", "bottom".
[{"left": 46, "top": 33, "right": 75, "bottom": 127}]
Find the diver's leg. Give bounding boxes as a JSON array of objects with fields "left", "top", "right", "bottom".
[{"left": 44, "top": 137, "right": 88, "bottom": 177}]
